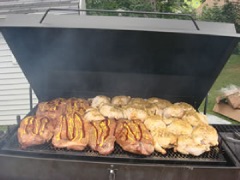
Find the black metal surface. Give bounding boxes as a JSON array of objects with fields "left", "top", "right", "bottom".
[
  {"left": 39, "top": 8, "right": 200, "bottom": 30},
  {"left": 2, "top": 129, "right": 226, "bottom": 166},
  {"left": 1, "top": 27, "right": 239, "bottom": 108}
]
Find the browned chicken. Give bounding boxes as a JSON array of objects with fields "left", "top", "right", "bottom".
[
  {"left": 174, "top": 135, "right": 210, "bottom": 156},
  {"left": 91, "top": 95, "right": 111, "bottom": 108},
  {"left": 147, "top": 98, "right": 172, "bottom": 109},
  {"left": 144, "top": 115, "right": 166, "bottom": 132},
  {"left": 84, "top": 108, "right": 105, "bottom": 122},
  {"left": 88, "top": 119, "right": 116, "bottom": 155},
  {"left": 52, "top": 112, "right": 89, "bottom": 151},
  {"left": 18, "top": 116, "right": 54, "bottom": 149},
  {"left": 151, "top": 129, "right": 177, "bottom": 154},
  {"left": 115, "top": 119, "right": 154, "bottom": 155},
  {"left": 182, "top": 111, "right": 208, "bottom": 127},
  {"left": 36, "top": 98, "right": 66, "bottom": 127},
  {"left": 111, "top": 96, "right": 131, "bottom": 106},
  {"left": 99, "top": 103, "right": 124, "bottom": 119},
  {"left": 167, "top": 120, "right": 193, "bottom": 136},
  {"left": 122, "top": 105, "right": 148, "bottom": 121},
  {"left": 163, "top": 102, "right": 195, "bottom": 119},
  {"left": 192, "top": 125, "right": 219, "bottom": 147},
  {"left": 65, "top": 98, "right": 90, "bottom": 115}
]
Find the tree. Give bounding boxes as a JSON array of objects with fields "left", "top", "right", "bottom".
[{"left": 199, "top": 2, "right": 240, "bottom": 54}]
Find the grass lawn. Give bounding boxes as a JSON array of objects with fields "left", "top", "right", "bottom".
[{"left": 199, "top": 54, "right": 240, "bottom": 124}]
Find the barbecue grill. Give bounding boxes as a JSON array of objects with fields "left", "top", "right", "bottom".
[{"left": 0, "top": 9, "right": 240, "bottom": 180}]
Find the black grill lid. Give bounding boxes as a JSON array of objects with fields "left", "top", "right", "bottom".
[{"left": 0, "top": 13, "right": 239, "bottom": 108}]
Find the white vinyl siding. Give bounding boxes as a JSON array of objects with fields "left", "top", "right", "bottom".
[{"left": 0, "top": 33, "right": 38, "bottom": 125}]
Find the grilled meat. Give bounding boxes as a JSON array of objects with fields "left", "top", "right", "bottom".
[
  {"left": 91, "top": 95, "right": 111, "bottom": 108},
  {"left": 36, "top": 98, "right": 66, "bottom": 127},
  {"left": 174, "top": 135, "right": 210, "bottom": 156},
  {"left": 167, "top": 119, "right": 193, "bottom": 136},
  {"left": 99, "top": 103, "right": 124, "bottom": 119},
  {"left": 151, "top": 129, "right": 177, "bottom": 154},
  {"left": 192, "top": 125, "right": 218, "bottom": 147},
  {"left": 163, "top": 102, "right": 195, "bottom": 119},
  {"left": 144, "top": 115, "right": 166, "bottom": 132},
  {"left": 88, "top": 119, "right": 116, "bottom": 155},
  {"left": 18, "top": 116, "right": 54, "bottom": 149},
  {"left": 182, "top": 111, "right": 208, "bottom": 127},
  {"left": 65, "top": 98, "right": 90, "bottom": 115},
  {"left": 122, "top": 105, "right": 148, "bottom": 121},
  {"left": 111, "top": 96, "right": 131, "bottom": 106},
  {"left": 52, "top": 112, "right": 89, "bottom": 151},
  {"left": 115, "top": 119, "right": 154, "bottom": 155},
  {"left": 84, "top": 108, "right": 105, "bottom": 122}
]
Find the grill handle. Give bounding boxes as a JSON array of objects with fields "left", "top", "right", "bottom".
[
  {"left": 108, "top": 165, "right": 117, "bottom": 180},
  {"left": 39, "top": 8, "right": 200, "bottom": 30}
]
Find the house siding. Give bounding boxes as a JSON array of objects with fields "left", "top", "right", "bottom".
[
  {"left": 0, "top": 0, "right": 79, "bottom": 125},
  {"left": 0, "top": 33, "right": 38, "bottom": 125}
]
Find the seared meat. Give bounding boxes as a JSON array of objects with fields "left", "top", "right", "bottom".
[
  {"left": 91, "top": 95, "right": 111, "bottom": 108},
  {"left": 18, "top": 116, "right": 54, "bottom": 149},
  {"left": 88, "top": 119, "right": 116, "bottom": 155},
  {"left": 111, "top": 96, "right": 131, "bottom": 106},
  {"left": 115, "top": 119, "right": 154, "bottom": 155},
  {"left": 52, "top": 112, "right": 89, "bottom": 151},
  {"left": 36, "top": 98, "right": 66, "bottom": 127},
  {"left": 65, "top": 98, "right": 90, "bottom": 115}
]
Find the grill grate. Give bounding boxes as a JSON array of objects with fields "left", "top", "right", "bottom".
[{"left": 2, "top": 130, "right": 227, "bottom": 165}]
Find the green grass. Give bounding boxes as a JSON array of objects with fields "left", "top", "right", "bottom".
[{"left": 199, "top": 54, "right": 240, "bottom": 124}]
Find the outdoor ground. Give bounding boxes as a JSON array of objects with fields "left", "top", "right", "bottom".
[{"left": 199, "top": 54, "right": 240, "bottom": 124}]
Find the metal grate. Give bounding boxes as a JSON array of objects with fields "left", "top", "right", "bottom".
[{"left": 1, "top": 130, "right": 227, "bottom": 166}]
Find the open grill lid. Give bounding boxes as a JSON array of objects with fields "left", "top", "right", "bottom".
[{"left": 0, "top": 11, "right": 239, "bottom": 109}]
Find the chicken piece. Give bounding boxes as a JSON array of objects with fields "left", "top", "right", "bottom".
[
  {"left": 144, "top": 115, "right": 166, "bottom": 132},
  {"left": 162, "top": 117, "right": 179, "bottom": 125},
  {"left": 122, "top": 105, "right": 148, "bottom": 121},
  {"left": 174, "top": 135, "right": 210, "bottom": 156},
  {"left": 84, "top": 108, "right": 105, "bottom": 122},
  {"left": 167, "top": 120, "right": 192, "bottom": 136},
  {"left": 65, "top": 98, "right": 90, "bottom": 115},
  {"left": 151, "top": 129, "right": 177, "bottom": 154},
  {"left": 52, "top": 112, "right": 89, "bottom": 151},
  {"left": 111, "top": 96, "right": 131, "bottom": 106},
  {"left": 91, "top": 95, "right": 111, "bottom": 108},
  {"left": 182, "top": 111, "right": 208, "bottom": 127},
  {"left": 115, "top": 119, "right": 154, "bottom": 155},
  {"left": 163, "top": 102, "right": 195, "bottom": 119},
  {"left": 192, "top": 125, "right": 218, "bottom": 147},
  {"left": 18, "top": 116, "right": 54, "bottom": 149},
  {"left": 145, "top": 103, "right": 159, "bottom": 116},
  {"left": 99, "top": 103, "right": 124, "bottom": 119},
  {"left": 36, "top": 98, "right": 66, "bottom": 127},
  {"left": 128, "top": 98, "right": 146, "bottom": 105},
  {"left": 88, "top": 119, "right": 116, "bottom": 155},
  {"left": 147, "top": 98, "right": 172, "bottom": 108}
]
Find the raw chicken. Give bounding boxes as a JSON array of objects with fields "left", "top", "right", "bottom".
[
  {"left": 84, "top": 108, "right": 105, "bottom": 122},
  {"left": 144, "top": 115, "right": 166, "bottom": 132},
  {"left": 182, "top": 111, "right": 208, "bottom": 127}
]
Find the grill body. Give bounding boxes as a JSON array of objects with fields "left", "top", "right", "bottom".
[{"left": 0, "top": 11, "right": 240, "bottom": 179}]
